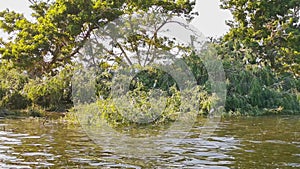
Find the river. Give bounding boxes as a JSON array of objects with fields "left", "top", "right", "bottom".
[{"left": 0, "top": 115, "right": 299, "bottom": 168}]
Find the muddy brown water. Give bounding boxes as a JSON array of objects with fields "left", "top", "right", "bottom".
[{"left": 0, "top": 115, "right": 299, "bottom": 168}]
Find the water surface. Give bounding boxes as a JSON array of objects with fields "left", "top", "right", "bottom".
[{"left": 0, "top": 116, "right": 299, "bottom": 168}]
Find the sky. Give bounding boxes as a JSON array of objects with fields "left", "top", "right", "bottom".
[{"left": 0, "top": 0, "right": 232, "bottom": 38}]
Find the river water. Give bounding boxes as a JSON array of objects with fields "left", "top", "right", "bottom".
[{"left": 0, "top": 116, "right": 299, "bottom": 168}]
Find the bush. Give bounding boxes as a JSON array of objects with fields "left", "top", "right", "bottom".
[
  {"left": 80, "top": 84, "right": 217, "bottom": 128},
  {"left": 95, "top": 63, "right": 179, "bottom": 99},
  {"left": 23, "top": 67, "right": 73, "bottom": 111},
  {"left": 0, "top": 65, "right": 30, "bottom": 109},
  {"left": 224, "top": 61, "right": 300, "bottom": 115},
  {"left": 88, "top": 60, "right": 218, "bottom": 126}
]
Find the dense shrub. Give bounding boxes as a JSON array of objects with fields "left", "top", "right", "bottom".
[
  {"left": 89, "top": 84, "right": 216, "bottom": 127},
  {"left": 0, "top": 64, "right": 73, "bottom": 111},
  {"left": 0, "top": 65, "right": 30, "bottom": 109},
  {"left": 224, "top": 60, "right": 300, "bottom": 115},
  {"left": 93, "top": 51, "right": 298, "bottom": 121},
  {"left": 85, "top": 61, "right": 217, "bottom": 126},
  {"left": 23, "top": 67, "right": 73, "bottom": 111},
  {"left": 95, "top": 63, "right": 179, "bottom": 99}
]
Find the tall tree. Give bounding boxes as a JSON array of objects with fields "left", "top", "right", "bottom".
[
  {"left": 0, "top": 0, "right": 195, "bottom": 77},
  {"left": 220, "top": 0, "right": 299, "bottom": 77}
]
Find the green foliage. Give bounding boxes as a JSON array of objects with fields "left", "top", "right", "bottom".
[
  {"left": 224, "top": 60, "right": 300, "bottom": 115},
  {"left": 220, "top": 0, "right": 300, "bottom": 77},
  {"left": 0, "top": 0, "right": 298, "bottom": 121},
  {"left": 90, "top": 54, "right": 218, "bottom": 126},
  {"left": 0, "top": 0, "right": 195, "bottom": 77},
  {"left": 72, "top": 66, "right": 99, "bottom": 104},
  {"left": 23, "top": 67, "right": 73, "bottom": 111},
  {"left": 129, "top": 68, "right": 178, "bottom": 93},
  {"left": 95, "top": 62, "right": 116, "bottom": 99},
  {"left": 0, "top": 62, "right": 72, "bottom": 111},
  {"left": 217, "top": 0, "right": 300, "bottom": 115},
  {"left": 92, "top": 84, "right": 216, "bottom": 127},
  {"left": 95, "top": 65, "right": 179, "bottom": 100},
  {"left": 182, "top": 52, "right": 208, "bottom": 86},
  {"left": 0, "top": 63, "right": 30, "bottom": 109},
  {"left": 0, "top": 0, "right": 196, "bottom": 116}
]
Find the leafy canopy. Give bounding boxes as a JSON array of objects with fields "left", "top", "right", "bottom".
[
  {"left": 220, "top": 0, "right": 300, "bottom": 77},
  {"left": 0, "top": 0, "right": 195, "bottom": 77}
]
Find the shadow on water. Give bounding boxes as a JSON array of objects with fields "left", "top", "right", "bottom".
[{"left": 0, "top": 115, "right": 299, "bottom": 168}]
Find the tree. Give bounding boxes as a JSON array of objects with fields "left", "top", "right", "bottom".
[
  {"left": 0, "top": 0, "right": 195, "bottom": 77},
  {"left": 220, "top": 0, "right": 299, "bottom": 77},
  {"left": 0, "top": 0, "right": 196, "bottom": 110}
]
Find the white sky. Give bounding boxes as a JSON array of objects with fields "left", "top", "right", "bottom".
[{"left": 0, "top": 0, "right": 232, "bottom": 38}]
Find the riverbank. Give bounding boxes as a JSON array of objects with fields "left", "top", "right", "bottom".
[
  {"left": 0, "top": 107, "right": 66, "bottom": 119},
  {"left": 1, "top": 101, "right": 299, "bottom": 126}
]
